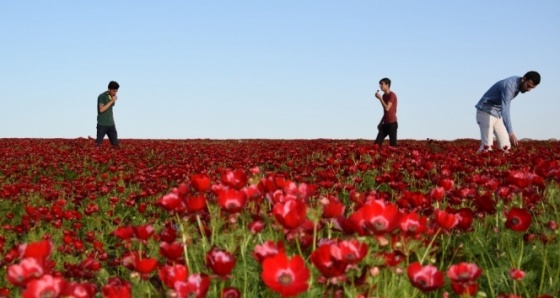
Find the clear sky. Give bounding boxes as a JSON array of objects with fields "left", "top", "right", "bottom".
[{"left": 1, "top": 1, "right": 559, "bottom": 140}]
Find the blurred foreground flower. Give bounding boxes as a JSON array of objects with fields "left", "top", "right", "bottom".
[
  {"left": 407, "top": 262, "right": 444, "bottom": 293},
  {"left": 447, "top": 262, "right": 482, "bottom": 296},
  {"left": 505, "top": 208, "right": 532, "bottom": 232},
  {"left": 261, "top": 252, "right": 310, "bottom": 297}
]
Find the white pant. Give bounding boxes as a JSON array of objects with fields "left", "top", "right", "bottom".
[{"left": 476, "top": 110, "right": 510, "bottom": 152}]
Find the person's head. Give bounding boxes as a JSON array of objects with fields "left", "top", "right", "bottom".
[
  {"left": 108, "top": 81, "right": 120, "bottom": 96},
  {"left": 379, "top": 78, "right": 391, "bottom": 92},
  {"left": 520, "top": 71, "right": 540, "bottom": 93}
]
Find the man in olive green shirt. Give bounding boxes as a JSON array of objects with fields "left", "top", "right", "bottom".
[{"left": 96, "top": 81, "right": 120, "bottom": 147}]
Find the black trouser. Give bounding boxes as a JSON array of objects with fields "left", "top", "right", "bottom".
[
  {"left": 96, "top": 125, "right": 119, "bottom": 147},
  {"left": 375, "top": 122, "right": 398, "bottom": 147}
]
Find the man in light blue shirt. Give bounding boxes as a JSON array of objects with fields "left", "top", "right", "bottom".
[{"left": 475, "top": 71, "right": 540, "bottom": 152}]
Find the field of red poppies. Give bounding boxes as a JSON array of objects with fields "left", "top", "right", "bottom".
[{"left": 1, "top": 138, "right": 559, "bottom": 297}]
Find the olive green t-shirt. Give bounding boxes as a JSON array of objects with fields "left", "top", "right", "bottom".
[{"left": 97, "top": 92, "right": 115, "bottom": 126}]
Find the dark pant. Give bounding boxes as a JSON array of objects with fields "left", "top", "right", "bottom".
[
  {"left": 96, "top": 125, "right": 119, "bottom": 147},
  {"left": 375, "top": 122, "right": 398, "bottom": 147}
]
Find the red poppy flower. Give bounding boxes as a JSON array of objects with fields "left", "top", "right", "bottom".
[
  {"left": 399, "top": 191, "right": 427, "bottom": 208},
  {"left": 454, "top": 208, "right": 474, "bottom": 230},
  {"left": 217, "top": 189, "right": 247, "bottom": 214},
  {"left": 60, "top": 281, "right": 97, "bottom": 298},
  {"left": 446, "top": 262, "right": 482, "bottom": 296},
  {"left": 253, "top": 240, "right": 285, "bottom": 263},
  {"left": 322, "top": 196, "right": 345, "bottom": 219},
  {"left": 21, "top": 274, "right": 65, "bottom": 298},
  {"left": 438, "top": 178, "right": 455, "bottom": 191},
  {"left": 159, "top": 225, "right": 177, "bottom": 243},
  {"left": 399, "top": 211, "right": 428, "bottom": 236},
  {"left": 382, "top": 250, "right": 406, "bottom": 267},
  {"left": 244, "top": 184, "right": 263, "bottom": 201},
  {"left": 248, "top": 216, "right": 265, "bottom": 234},
  {"left": 261, "top": 252, "right": 310, "bottom": 297},
  {"left": 186, "top": 194, "right": 207, "bottom": 213},
  {"left": 273, "top": 199, "right": 307, "bottom": 230},
  {"left": 158, "top": 264, "right": 189, "bottom": 288},
  {"left": 133, "top": 257, "right": 159, "bottom": 276},
  {"left": 434, "top": 209, "right": 459, "bottom": 230},
  {"left": 134, "top": 224, "right": 155, "bottom": 240},
  {"left": 507, "top": 170, "right": 533, "bottom": 188},
  {"left": 19, "top": 240, "right": 53, "bottom": 260},
  {"left": 113, "top": 226, "right": 134, "bottom": 241},
  {"left": 191, "top": 173, "right": 211, "bottom": 192},
  {"left": 505, "top": 208, "right": 532, "bottom": 232},
  {"left": 333, "top": 239, "right": 368, "bottom": 265},
  {"left": 283, "top": 181, "right": 317, "bottom": 202},
  {"left": 429, "top": 186, "right": 445, "bottom": 201},
  {"left": 310, "top": 244, "right": 347, "bottom": 278},
  {"left": 407, "top": 262, "right": 444, "bottom": 293},
  {"left": 7, "top": 257, "right": 45, "bottom": 287},
  {"left": 221, "top": 287, "right": 241, "bottom": 298},
  {"left": 102, "top": 277, "right": 132, "bottom": 298},
  {"left": 451, "top": 281, "right": 479, "bottom": 296},
  {"left": 509, "top": 268, "right": 525, "bottom": 281},
  {"left": 174, "top": 273, "right": 210, "bottom": 298},
  {"left": 546, "top": 220, "right": 558, "bottom": 230},
  {"left": 260, "top": 175, "right": 281, "bottom": 192},
  {"left": 205, "top": 247, "right": 237, "bottom": 277},
  {"left": 159, "top": 241, "right": 184, "bottom": 261},
  {"left": 447, "top": 262, "right": 482, "bottom": 282},
  {"left": 474, "top": 191, "right": 497, "bottom": 214},
  {"left": 157, "top": 190, "right": 183, "bottom": 211},
  {"left": 348, "top": 200, "right": 401, "bottom": 236},
  {"left": 221, "top": 169, "right": 248, "bottom": 190}
]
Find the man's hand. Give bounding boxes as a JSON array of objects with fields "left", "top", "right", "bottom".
[
  {"left": 112, "top": 95, "right": 118, "bottom": 102},
  {"left": 509, "top": 132, "right": 519, "bottom": 147},
  {"left": 375, "top": 90, "right": 382, "bottom": 100}
]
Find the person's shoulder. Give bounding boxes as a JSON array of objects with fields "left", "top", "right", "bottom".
[
  {"left": 500, "top": 76, "right": 520, "bottom": 84},
  {"left": 495, "top": 76, "right": 518, "bottom": 88},
  {"left": 505, "top": 76, "right": 521, "bottom": 82},
  {"left": 98, "top": 92, "right": 108, "bottom": 103},
  {"left": 502, "top": 76, "right": 520, "bottom": 88}
]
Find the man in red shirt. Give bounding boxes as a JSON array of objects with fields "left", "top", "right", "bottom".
[{"left": 374, "top": 77, "right": 398, "bottom": 147}]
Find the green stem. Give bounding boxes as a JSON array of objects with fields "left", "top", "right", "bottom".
[
  {"left": 218, "top": 279, "right": 225, "bottom": 297},
  {"left": 327, "top": 219, "right": 332, "bottom": 240},
  {"left": 516, "top": 236, "right": 524, "bottom": 269},
  {"left": 244, "top": 245, "right": 249, "bottom": 296},
  {"left": 196, "top": 214, "right": 208, "bottom": 252},
  {"left": 472, "top": 233, "right": 495, "bottom": 298},
  {"left": 295, "top": 236, "right": 303, "bottom": 257},
  {"left": 312, "top": 219, "right": 318, "bottom": 252},
  {"left": 538, "top": 244, "right": 547, "bottom": 295},
  {"left": 419, "top": 228, "right": 441, "bottom": 263},
  {"left": 175, "top": 214, "right": 191, "bottom": 271}
]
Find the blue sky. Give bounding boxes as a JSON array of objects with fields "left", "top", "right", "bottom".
[{"left": 1, "top": 1, "right": 559, "bottom": 140}]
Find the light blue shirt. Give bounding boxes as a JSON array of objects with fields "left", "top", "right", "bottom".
[{"left": 475, "top": 76, "right": 521, "bottom": 134}]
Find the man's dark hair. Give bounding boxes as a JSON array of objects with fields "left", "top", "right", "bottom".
[
  {"left": 108, "top": 81, "right": 120, "bottom": 90},
  {"left": 523, "top": 71, "right": 540, "bottom": 85},
  {"left": 379, "top": 77, "right": 391, "bottom": 87}
]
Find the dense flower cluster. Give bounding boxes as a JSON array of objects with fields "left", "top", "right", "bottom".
[{"left": 1, "top": 138, "right": 559, "bottom": 297}]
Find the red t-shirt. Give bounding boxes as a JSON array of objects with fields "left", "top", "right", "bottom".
[{"left": 382, "top": 92, "right": 397, "bottom": 124}]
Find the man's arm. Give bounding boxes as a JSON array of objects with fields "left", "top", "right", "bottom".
[
  {"left": 99, "top": 96, "right": 117, "bottom": 113},
  {"left": 500, "top": 82, "right": 518, "bottom": 146},
  {"left": 375, "top": 92, "right": 393, "bottom": 111},
  {"left": 380, "top": 100, "right": 392, "bottom": 112}
]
